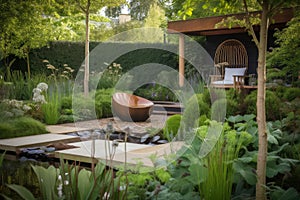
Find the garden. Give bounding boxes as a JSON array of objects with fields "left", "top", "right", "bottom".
[{"left": 1, "top": 0, "right": 300, "bottom": 199}]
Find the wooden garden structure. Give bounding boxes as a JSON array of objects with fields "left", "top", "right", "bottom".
[{"left": 167, "top": 8, "right": 295, "bottom": 88}]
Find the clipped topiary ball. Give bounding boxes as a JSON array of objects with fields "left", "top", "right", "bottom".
[{"left": 163, "top": 114, "right": 182, "bottom": 141}]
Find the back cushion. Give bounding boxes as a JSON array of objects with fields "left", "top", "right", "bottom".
[{"left": 224, "top": 68, "right": 246, "bottom": 82}]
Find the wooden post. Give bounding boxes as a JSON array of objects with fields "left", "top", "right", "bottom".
[{"left": 179, "top": 34, "right": 184, "bottom": 87}]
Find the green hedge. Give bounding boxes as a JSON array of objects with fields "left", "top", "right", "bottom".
[{"left": 6, "top": 41, "right": 178, "bottom": 75}]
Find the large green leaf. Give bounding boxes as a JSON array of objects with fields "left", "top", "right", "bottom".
[
  {"left": 77, "top": 168, "right": 93, "bottom": 200},
  {"left": 271, "top": 187, "right": 300, "bottom": 200},
  {"left": 227, "top": 115, "right": 244, "bottom": 123},
  {"left": 266, "top": 161, "right": 291, "bottom": 178},
  {"left": 233, "top": 161, "right": 256, "bottom": 185},
  {"left": 188, "top": 162, "right": 208, "bottom": 185},
  {"left": 6, "top": 184, "right": 35, "bottom": 200},
  {"left": 31, "top": 165, "right": 59, "bottom": 199},
  {"left": 243, "top": 114, "right": 256, "bottom": 122}
]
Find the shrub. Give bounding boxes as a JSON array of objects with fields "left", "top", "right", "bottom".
[
  {"left": 95, "top": 88, "right": 114, "bottom": 118},
  {"left": 61, "top": 96, "right": 72, "bottom": 109},
  {"left": 211, "top": 99, "right": 235, "bottom": 122},
  {"left": 244, "top": 90, "right": 282, "bottom": 121},
  {"left": 58, "top": 115, "right": 80, "bottom": 124},
  {"left": 283, "top": 87, "right": 300, "bottom": 101},
  {"left": 42, "top": 93, "right": 61, "bottom": 125},
  {"left": 196, "top": 115, "right": 209, "bottom": 127},
  {"left": 8, "top": 71, "right": 47, "bottom": 100},
  {"left": 182, "top": 93, "right": 210, "bottom": 131},
  {"left": 72, "top": 95, "right": 95, "bottom": 120},
  {"left": 163, "top": 114, "right": 182, "bottom": 141},
  {"left": 0, "top": 117, "right": 47, "bottom": 139},
  {"left": 134, "top": 83, "right": 177, "bottom": 102},
  {"left": 202, "top": 88, "right": 211, "bottom": 106}
]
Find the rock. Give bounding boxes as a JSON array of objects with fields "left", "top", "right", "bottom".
[
  {"left": 151, "top": 135, "right": 160, "bottom": 143},
  {"left": 45, "top": 147, "right": 56, "bottom": 152},
  {"left": 28, "top": 149, "right": 45, "bottom": 154},
  {"left": 156, "top": 140, "right": 168, "bottom": 144},
  {"left": 47, "top": 142, "right": 77, "bottom": 150},
  {"left": 140, "top": 134, "right": 150, "bottom": 143}
]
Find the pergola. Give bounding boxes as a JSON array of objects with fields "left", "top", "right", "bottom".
[{"left": 167, "top": 8, "right": 295, "bottom": 86}]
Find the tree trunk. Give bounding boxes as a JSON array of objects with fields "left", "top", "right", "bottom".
[
  {"left": 26, "top": 51, "right": 31, "bottom": 80},
  {"left": 84, "top": 0, "right": 90, "bottom": 97},
  {"left": 256, "top": 1, "right": 269, "bottom": 199}
]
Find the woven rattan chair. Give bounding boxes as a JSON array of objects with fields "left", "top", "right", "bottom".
[{"left": 211, "top": 39, "right": 248, "bottom": 88}]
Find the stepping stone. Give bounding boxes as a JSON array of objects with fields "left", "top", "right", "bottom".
[
  {"left": 55, "top": 140, "right": 183, "bottom": 167},
  {"left": 47, "top": 125, "right": 89, "bottom": 134},
  {"left": 0, "top": 133, "right": 80, "bottom": 152}
]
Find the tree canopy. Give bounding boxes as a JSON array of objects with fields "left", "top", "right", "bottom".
[{"left": 267, "top": 11, "right": 300, "bottom": 83}]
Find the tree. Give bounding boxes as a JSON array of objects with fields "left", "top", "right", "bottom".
[
  {"left": 0, "top": 0, "right": 52, "bottom": 80},
  {"left": 178, "top": 0, "right": 300, "bottom": 199},
  {"left": 144, "top": 3, "right": 167, "bottom": 28},
  {"left": 267, "top": 11, "right": 300, "bottom": 84},
  {"left": 73, "top": 0, "right": 125, "bottom": 97},
  {"left": 105, "top": 0, "right": 168, "bottom": 20}
]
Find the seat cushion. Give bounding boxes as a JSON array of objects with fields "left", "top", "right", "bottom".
[
  {"left": 224, "top": 68, "right": 246, "bottom": 82},
  {"left": 212, "top": 80, "right": 234, "bottom": 85}
]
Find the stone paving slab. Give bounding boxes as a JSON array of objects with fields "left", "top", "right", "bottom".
[
  {"left": 46, "top": 125, "right": 90, "bottom": 134},
  {"left": 49, "top": 114, "right": 168, "bottom": 138},
  {"left": 55, "top": 140, "right": 183, "bottom": 167},
  {"left": 0, "top": 133, "right": 80, "bottom": 152}
]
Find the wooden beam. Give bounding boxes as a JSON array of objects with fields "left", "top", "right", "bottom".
[
  {"left": 167, "top": 7, "right": 294, "bottom": 36},
  {"left": 179, "top": 34, "right": 184, "bottom": 87}
]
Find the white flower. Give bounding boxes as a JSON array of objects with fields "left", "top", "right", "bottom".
[
  {"left": 65, "top": 66, "right": 74, "bottom": 72},
  {"left": 3, "top": 111, "right": 14, "bottom": 118},
  {"left": 33, "top": 94, "right": 46, "bottom": 103},
  {"left": 47, "top": 64, "right": 56, "bottom": 70},
  {"left": 10, "top": 99, "right": 23, "bottom": 108},
  {"left": 33, "top": 88, "right": 42, "bottom": 94},
  {"left": 23, "top": 105, "right": 31, "bottom": 111},
  {"left": 37, "top": 82, "right": 48, "bottom": 91}
]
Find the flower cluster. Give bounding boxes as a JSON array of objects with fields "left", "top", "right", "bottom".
[
  {"left": 43, "top": 60, "right": 74, "bottom": 79},
  {"left": 1, "top": 99, "right": 32, "bottom": 118},
  {"left": 104, "top": 62, "right": 122, "bottom": 84},
  {"left": 33, "top": 82, "right": 48, "bottom": 103},
  {"left": 2, "top": 99, "right": 31, "bottom": 112},
  {"left": 108, "top": 63, "right": 122, "bottom": 76}
]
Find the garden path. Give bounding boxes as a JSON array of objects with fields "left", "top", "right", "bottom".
[{"left": 0, "top": 114, "right": 168, "bottom": 153}]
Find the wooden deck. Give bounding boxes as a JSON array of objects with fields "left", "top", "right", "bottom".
[{"left": 210, "top": 84, "right": 258, "bottom": 89}]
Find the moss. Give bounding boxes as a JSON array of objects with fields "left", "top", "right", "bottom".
[
  {"left": 163, "top": 114, "right": 182, "bottom": 141},
  {"left": 0, "top": 117, "right": 47, "bottom": 139}
]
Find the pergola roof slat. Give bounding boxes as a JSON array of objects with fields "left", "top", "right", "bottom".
[{"left": 167, "top": 8, "right": 295, "bottom": 35}]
